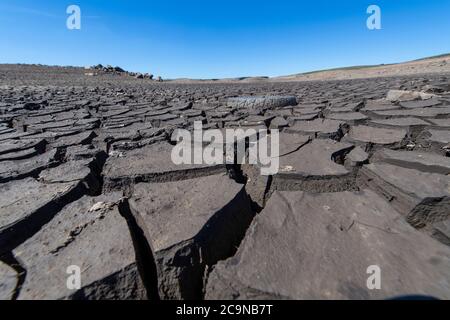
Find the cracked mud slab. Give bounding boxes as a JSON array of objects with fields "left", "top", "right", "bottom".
[
  {"left": 371, "top": 107, "right": 450, "bottom": 118},
  {"left": 344, "top": 125, "right": 407, "bottom": 146},
  {"left": 359, "top": 163, "right": 450, "bottom": 228},
  {"left": 399, "top": 98, "right": 443, "bottom": 109},
  {"left": 0, "top": 261, "right": 18, "bottom": 300},
  {"left": 273, "top": 139, "right": 355, "bottom": 192},
  {"left": 243, "top": 132, "right": 310, "bottom": 208},
  {"left": 0, "top": 148, "right": 60, "bottom": 183},
  {"left": 326, "top": 112, "right": 368, "bottom": 123},
  {"left": 345, "top": 146, "right": 369, "bottom": 167},
  {"left": 427, "top": 118, "right": 450, "bottom": 128},
  {"left": 368, "top": 117, "right": 430, "bottom": 130},
  {"left": 205, "top": 190, "right": 450, "bottom": 300},
  {"left": 0, "top": 139, "right": 46, "bottom": 155},
  {"left": 424, "top": 129, "right": 450, "bottom": 145},
  {"left": 12, "top": 193, "right": 147, "bottom": 300},
  {"left": 432, "top": 220, "right": 450, "bottom": 246},
  {"left": 0, "top": 178, "right": 85, "bottom": 254},
  {"left": 285, "top": 119, "right": 345, "bottom": 139},
  {"left": 103, "top": 141, "right": 226, "bottom": 190},
  {"left": 372, "top": 148, "right": 450, "bottom": 174},
  {"left": 129, "top": 174, "right": 253, "bottom": 299},
  {"left": 275, "top": 132, "right": 310, "bottom": 156}
]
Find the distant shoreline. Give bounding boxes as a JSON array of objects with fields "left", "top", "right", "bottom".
[{"left": 1, "top": 52, "right": 449, "bottom": 83}]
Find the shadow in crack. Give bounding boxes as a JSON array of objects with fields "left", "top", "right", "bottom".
[{"left": 118, "top": 199, "right": 160, "bottom": 300}]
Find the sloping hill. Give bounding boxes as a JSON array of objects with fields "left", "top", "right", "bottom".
[{"left": 274, "top": 54, "right": 450, "bottom": 81}]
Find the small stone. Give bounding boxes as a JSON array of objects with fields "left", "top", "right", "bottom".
[{"left": 386, "top": 90, "right": 436, "bottom": 102}]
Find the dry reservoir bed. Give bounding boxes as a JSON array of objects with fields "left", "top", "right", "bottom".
[{"left": 0, "top": 66, "right": 450, "bottom": 300}]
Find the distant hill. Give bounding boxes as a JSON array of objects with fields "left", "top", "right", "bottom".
[
  {"left": 272, "top": 53, "right": 450, "bottom": 82},
  {"left": 1, "top": 53, "right": 449, "bottom": 84},
  {"left": 169, "top": 53, "right": 450, "bottom": 82}
]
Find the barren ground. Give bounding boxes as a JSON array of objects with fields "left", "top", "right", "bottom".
[{"left": 0, "top": 63, "right": 449, "bottom": 300}]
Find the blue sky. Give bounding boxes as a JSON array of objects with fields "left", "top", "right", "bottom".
[{"left": 1, "top": 0, "right": 449, "bottom": 79}]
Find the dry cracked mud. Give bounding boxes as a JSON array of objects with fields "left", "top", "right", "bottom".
[{"left": 1, "top": 65, "right": 450, "bottom": 300}]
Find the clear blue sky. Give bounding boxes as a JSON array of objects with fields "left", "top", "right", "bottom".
[{"left": 1, "top": 0, "right": 449, "bottom": 79}]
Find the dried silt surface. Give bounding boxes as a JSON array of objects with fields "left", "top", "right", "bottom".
[{"left": 0, "top": 64, "right": 450, "bottom": 300}]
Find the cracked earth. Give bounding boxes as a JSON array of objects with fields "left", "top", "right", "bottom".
[{"left": 0, "top": 65, "right": 449, "bottom": 300}]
